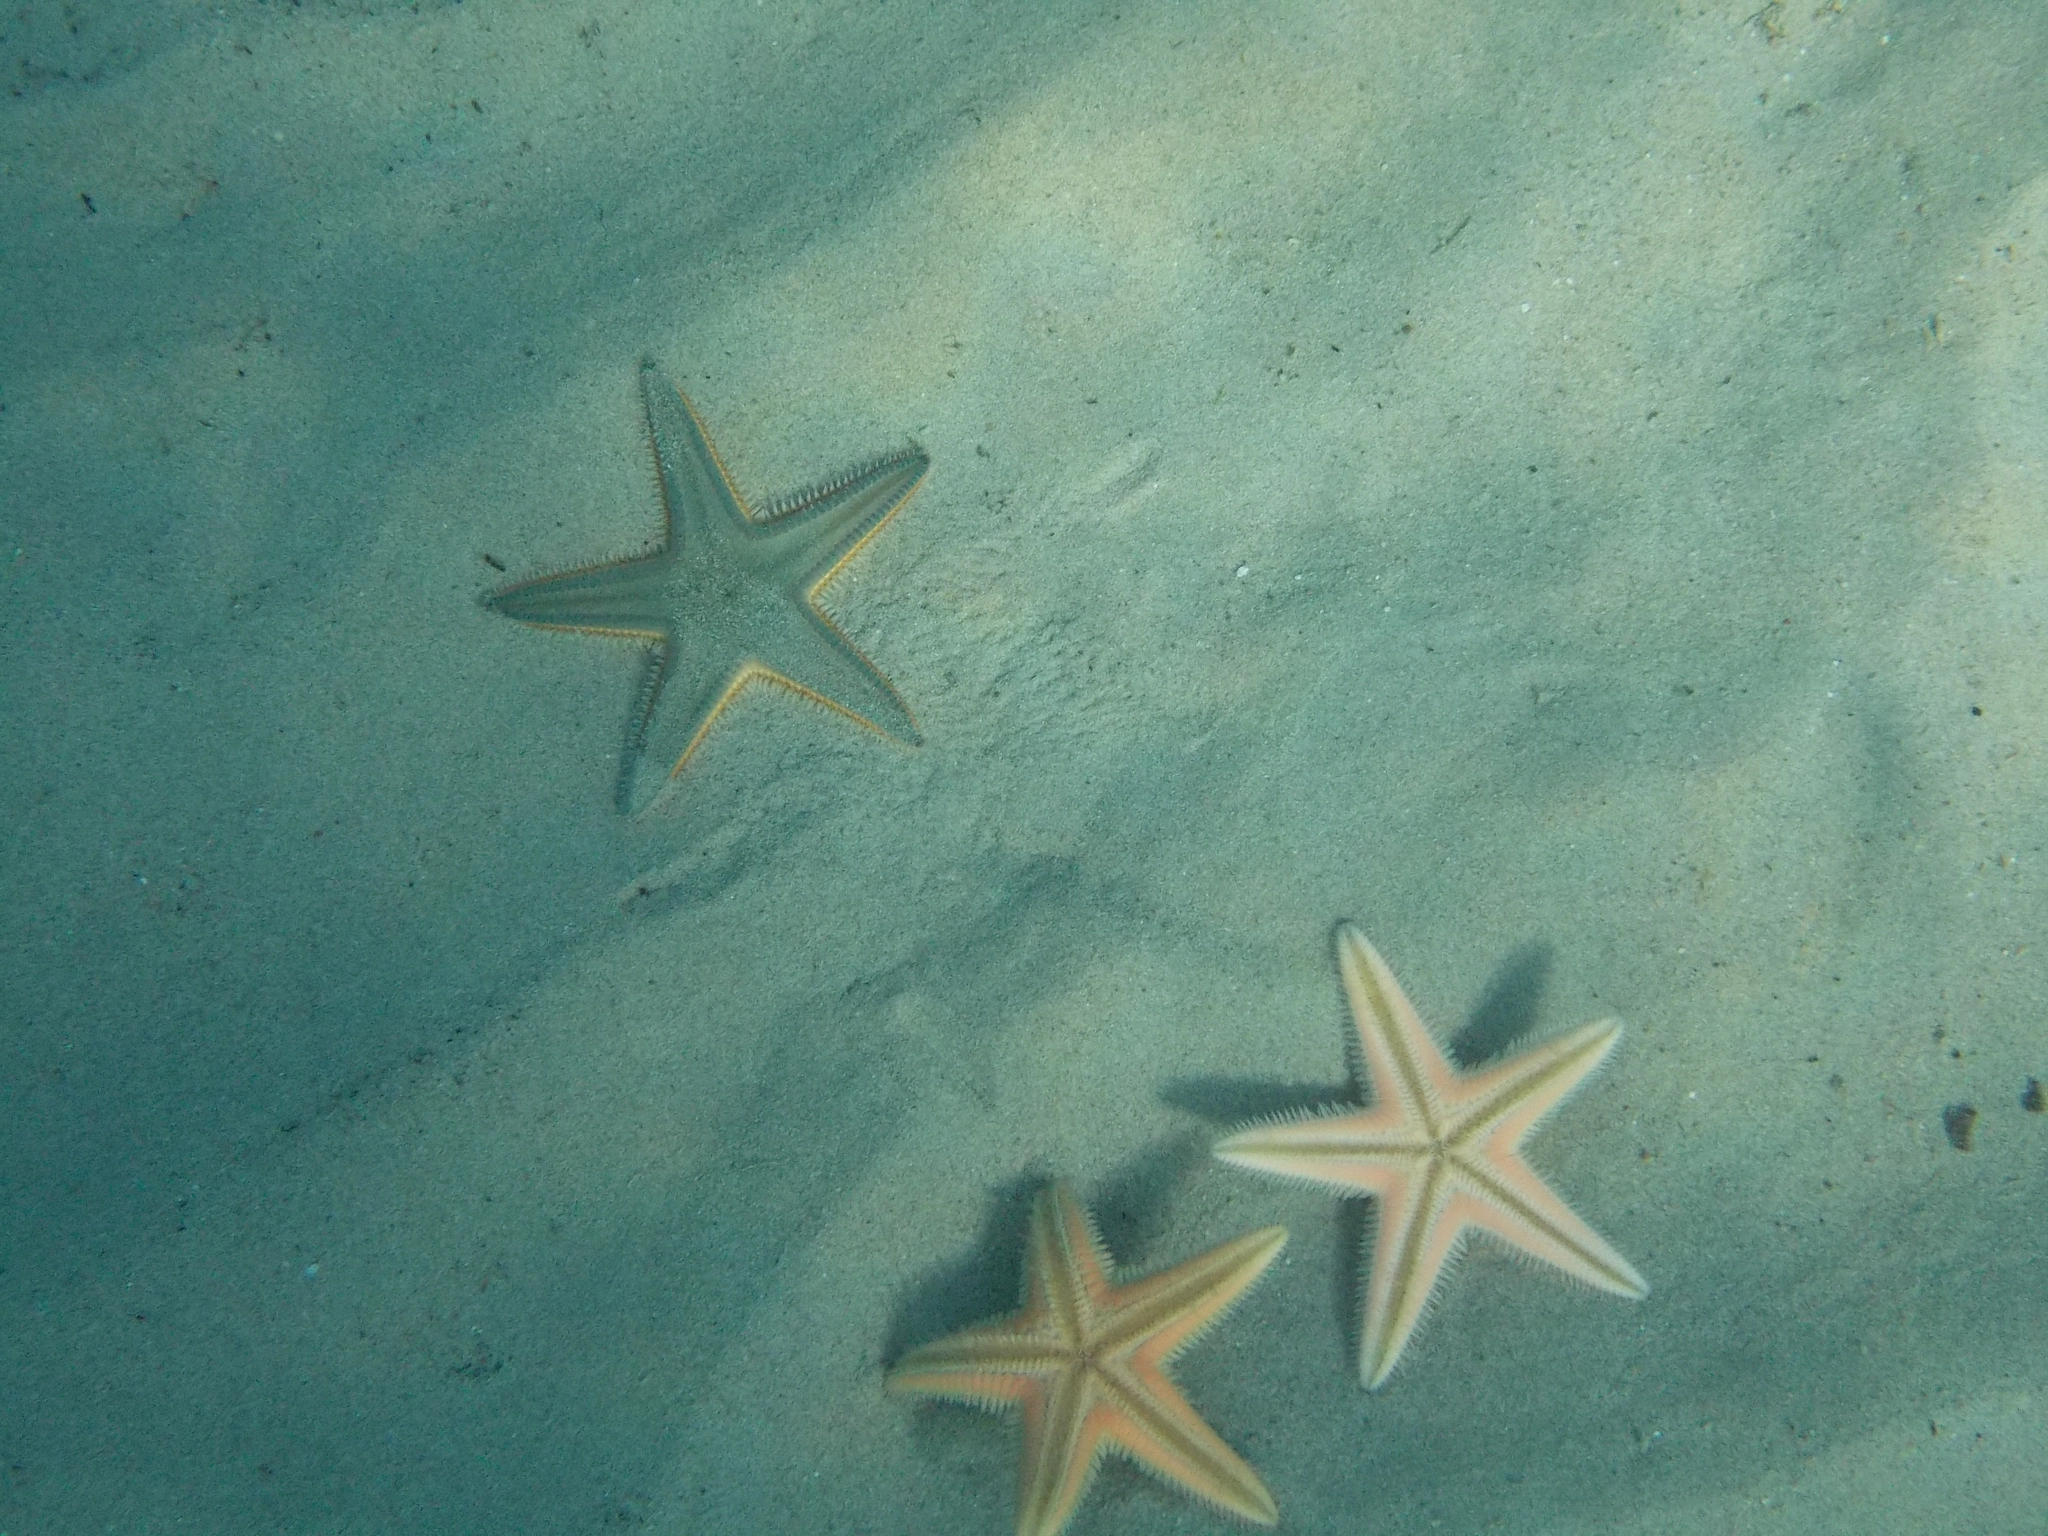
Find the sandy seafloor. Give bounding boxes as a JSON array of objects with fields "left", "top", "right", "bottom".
[{"left": 5, "top": 1, "right": 2047, "bottom": 1531}]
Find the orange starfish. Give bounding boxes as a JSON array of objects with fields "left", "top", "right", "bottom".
[
  {"left": 1216, "top": 927, "right": 1648, "bottom": 1388},
  {"left": 887, "top": 1183, "right": 1284, "bottom": 1536}
]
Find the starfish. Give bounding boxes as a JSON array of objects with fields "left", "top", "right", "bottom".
[
  {"left": 1215, "top": 927, "right": 1648, "bottom": 1389},
  {"left": 887, "top": 1183, "right": 1285, "bottom": 1536},
  {"left": 485, "top": 360, "right": 927, "bottom": 816}
]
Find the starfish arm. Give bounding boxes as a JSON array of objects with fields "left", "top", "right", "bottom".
[
  {"left": 1453, "top": 1153, "right": 1649, "bottom": 1298},
  {"left": 484, "top": 551, "right": 673, "bottom": 637},
  {"left": 640, "top": 361, "right": 751, "bottom": 540},
  {"left": 1356, "top": 1157, "right": 1453, "bottom": 1389},
  {"left": 757, "top": 449, "right": 930, "bottom": 586},
  {"left": 1337, "top": 927, "right": 1454, "bottom": 1129},
  {"left": 1015, "top": 1370, "right": 1110, "bottom": 1536},
  {"left": 1100, "top": 1363, "right": 1280, "bottom": 1526},
  {"left": 1036, "top": 1185, "right": 1110, "bottom": 1337},
  {"left": 886, "top": 1259, "right": 1076, "bottom": 1408},
  {"left": 1213, "top": 1108, "right": 1425, "bottom": 1198},
  {"left": 615, "top": 640, "right": 754, "bottom": 816},
  {"left": 1448, "top": 1019, "right": 1648, "bottom": 1297},
  {"left": 1110, "top": 1224, "right": 1288, "bottom": 1363},
  {"left": 885, "top": 1334, "right": 1050, "bottom": 1407},
  {"left": 759, "top": 603, "right": 922, "bottom": 747},
  {"left": 770, "top": 451, "right": 929, "bottom": 746},
  {"left": 1449, "top": 1018, "right": 1626, "bottom": 1137}
]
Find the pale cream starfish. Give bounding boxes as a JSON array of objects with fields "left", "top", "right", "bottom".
[
  {"left": 1215, "top": 927, "right": 1648, "bottom": 1389},
  {"left": 887, "top": 1183, "right": 1285, "bottom": 1536}
]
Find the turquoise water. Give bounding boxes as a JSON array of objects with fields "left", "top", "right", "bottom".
[{"left": 4, "top": 3, "right": 2044, "bottom": 1531}]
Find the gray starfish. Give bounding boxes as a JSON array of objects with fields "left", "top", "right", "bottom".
[{"left": 486, "top": 361, "right": 927, "bottom": 816}]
